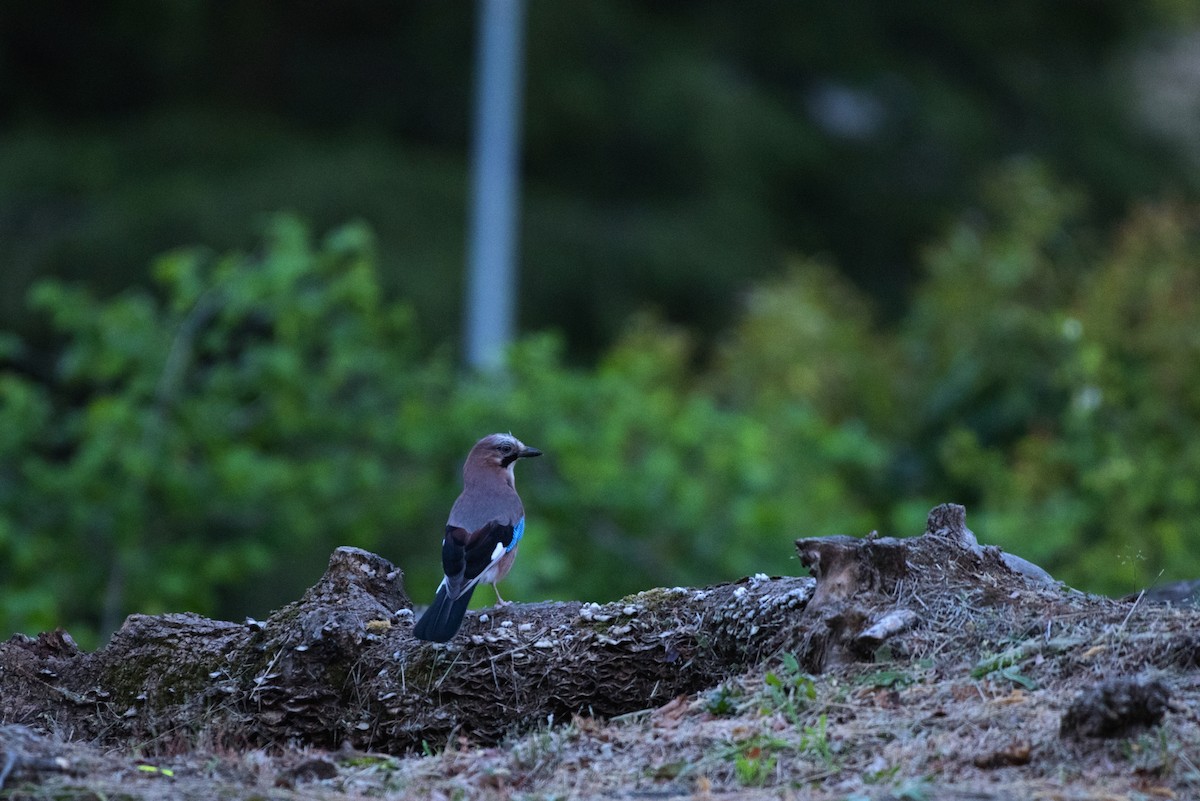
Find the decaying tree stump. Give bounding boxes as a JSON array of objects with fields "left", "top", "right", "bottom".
[
  {"left": 794, "top": 502, "right": 1059, "bottom": 670},
  {"left": 0, "top": 503, "right": 1070, "bottom": 753}
]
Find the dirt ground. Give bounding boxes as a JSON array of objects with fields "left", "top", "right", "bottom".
[{"left": 4, "top": 589, "right": 1199, "bottom": 801}]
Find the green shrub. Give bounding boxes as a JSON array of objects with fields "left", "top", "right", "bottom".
[
  {"left": 937, "top": 199, "right": 1200, "bottom": 593},
  {"left": 0, "top": 218, "right": 459, "bottom": 643},
  {"left": 3, "top": 167, "right": 1199, "bottom": 645},
  {"left": 0, "top": 216, "right": 886, "bottom": 645}
]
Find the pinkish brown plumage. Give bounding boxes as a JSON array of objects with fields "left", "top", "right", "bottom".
[{"left": 412, "top": 433, "right": 542, "bottom": 642}]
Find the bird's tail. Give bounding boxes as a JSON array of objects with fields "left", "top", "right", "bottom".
[{"left": 413, "top": 585, "right": 476, "bottom": 642}]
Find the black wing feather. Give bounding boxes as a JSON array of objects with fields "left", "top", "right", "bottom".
[
  {"left": 443, "top": 521, "right": 515, "bottom": 589},
  {"left": 413, "top": 521, "right": 515, "bottom": 643}
]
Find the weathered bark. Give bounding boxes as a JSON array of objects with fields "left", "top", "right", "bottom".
[{"left": 0, "top": 504, "right": 1065, "bottom": 754}]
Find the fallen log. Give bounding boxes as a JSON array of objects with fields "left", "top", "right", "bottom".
[
  {"left": 0, "top": 503, "right": 1145, "bottom": 754},
  {"left": 0, "top": 548, "right": 814, "bottom": 752}
]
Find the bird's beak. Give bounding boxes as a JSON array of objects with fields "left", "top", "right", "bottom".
[{"left": 519, "top": 446, "right": 543, "bottom": 459}]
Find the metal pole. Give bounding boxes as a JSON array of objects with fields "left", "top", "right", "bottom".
[{"left": 465, "top": 0, "right": 527, "bottom": 370}]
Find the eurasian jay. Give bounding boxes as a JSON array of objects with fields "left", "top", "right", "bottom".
[{"left": 412, "top": 433, "right": 542, "bottom": 642}]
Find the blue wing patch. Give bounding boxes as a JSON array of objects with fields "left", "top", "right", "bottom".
[{"left": 508, "top": 516, "right": 525, "bottom": 552}]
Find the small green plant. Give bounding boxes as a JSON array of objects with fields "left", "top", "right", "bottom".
[
  {"left": 798, "top": 713, "right": 835, "bottom": 767},
  {"left": 339, "top": 753, "right": 406, "bottom": 794},
  {"left": 734, "top": 750, "right": 776, "bottom": 787},
  {"left": 863, "top": 762, "right": 901, "bottom": 784},
  {"left": 995, "top": 666, "right": 1037, "bottom": 690},
  {"left": 857, "top": 669, "right": 915, "bottom": 689},
  {"left": 704, "top": 683, "right": 740, "bottom": 716},
  {"left": 971, "top": 642, "right": 1038, "bottom": 689},
  {"left": 725, "top": 735, "right": 786, "bottom": 787},
  {"left": 649, "top": 760, "right": 686, "bottom": 780},
  {"left": 341, "top": 754, "right": 400, "bottom": 770},
  {"left": 761, "top": 652, "right": 817, "bottom": 724}
]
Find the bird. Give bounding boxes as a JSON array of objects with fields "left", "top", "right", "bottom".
[{"left": 412, "top": 433, "right": 542, "bottom": 642}]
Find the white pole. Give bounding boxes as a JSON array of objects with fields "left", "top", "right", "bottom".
[{"left": 465, "top": 0, "right": 527, "bottom": 370}]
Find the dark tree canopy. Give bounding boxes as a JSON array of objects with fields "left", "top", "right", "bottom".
[{"left": 0, "top": 1, "right": 1193, "bottom": 352}]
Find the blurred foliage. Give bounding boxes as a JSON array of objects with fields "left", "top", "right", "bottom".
[
  {"left": 3, "top": 165, "right": 1199, "bottom": 647},
  {"left": 935, "top": 194, "right": 1200, "bottom": 592},
  {"left": 0, "top": 219, "right": 458, "bottom": 643},
  {"left": 1, "top": 2, "right": 1197, "bottom": 356},
  {"left": 0, "top": 214, "right": 884, "bottom": 645}
]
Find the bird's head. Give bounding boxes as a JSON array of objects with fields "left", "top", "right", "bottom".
[{"left": 465, "top": 433, "right": 542, "bottom": 482}]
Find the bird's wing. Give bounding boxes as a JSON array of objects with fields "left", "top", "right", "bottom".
[{"left": 441, "top": 519, "right": 521, "bottom": 599}]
